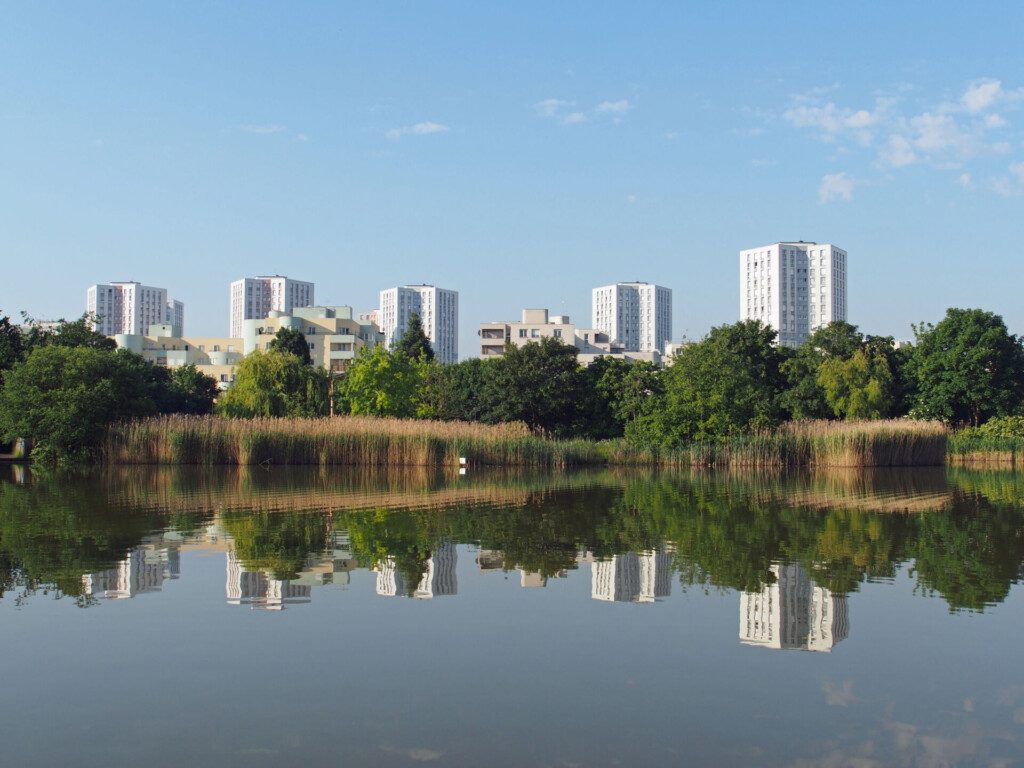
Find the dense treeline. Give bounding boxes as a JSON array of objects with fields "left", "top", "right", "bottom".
[
  {"left": 3, "top": 306, "right": 1024, "bottom": 461},
  {"left": 3, "top": 467, "right": 1023, "bottom": 611},
  {"left": 0, "top": 313, "right": 218, "bottom": 462}
]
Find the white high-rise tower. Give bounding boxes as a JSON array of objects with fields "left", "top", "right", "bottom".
[
  {"left": 591, "top": 282, "right": 672, "bottom": 354},
  {"left": 739, "top": 242, "right": 848, "bottom": 347},
  {"left": 229, "top": 275, "right": 314, "bottom": 337},
  {"left": 378, "top": 284, "right": 459, "bottom": 364},
  {"left": 87, "top": 282, "right": 185, "bottom": 336}
]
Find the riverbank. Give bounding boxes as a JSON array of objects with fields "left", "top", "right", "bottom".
[{"left": 101, "top": 415, "right": 958, "bottom": 469}]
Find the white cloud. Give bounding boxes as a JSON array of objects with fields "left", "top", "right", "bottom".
[
  {"left": 958, "top": 173, "right": 972, "bottom": 188},
  {"left": 881, "top": 135, "right": 916, "bottom": 167},
  {"left": 596, "top": 99, "right": 632, "bottom": 114},
  {"left": 961, "top": 79, "right": 1002, "bottom": 113},
  {"left": 663, "top": 130, "right": 680, "bottom": 140},
  {"left": 818, "top": 172, "right": 854, "bottom": 203},
  {"left": 1011, "top": 162, "right": 1024, "bottom": 183},
  {"left": 984, "top": 113, "right": 1007, "bottom": 128},
  {"left": 385, "top": 121, "right": 449, "bottom": 140},
  {"left": 783, "top": 98, "right": 889, "bottom": 145},
  {"left": 561, "top": 111, "right": 587, "bottom": 125},
  {"left": 534, "top": 98, "right": 571, "bottom": 117},
  {"left": 241, "top": 124, "right": 287, "bottom": 135}
]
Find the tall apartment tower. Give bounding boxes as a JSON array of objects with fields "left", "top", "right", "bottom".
[
  {"left": 740, "top": 242, "right": 848, "bottom": 347},
  {"left": 378, "top": 284, "right": 459, "bottom": 364},
  {"left": 229, "top": 275, "right": 314, "bottom": 337},
  {"left": 87, "top": 282, "right": 185, "bottom": 336},
  {"left": 591, "top": 282, "right": 672, "bottom": 354}
]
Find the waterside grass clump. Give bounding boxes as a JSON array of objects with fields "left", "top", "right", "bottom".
[
  {"left": 104, "top": 416, "right": 951, "bottom": 469},
  {"left": 103, "top": 415, "right": 609, "bottom": 468}
]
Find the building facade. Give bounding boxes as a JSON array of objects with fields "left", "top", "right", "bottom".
[
  {"left": 229, "top": 275, "right": 314, "bottom": 338},
  {"left": 592, "top": 282, "right": 672, "bottom": 354},
  {"left": 112, "top": 324, "right": 244, "bottom": 388},
  {"left": 479, "top": 308, "right": 660, "bottom": 366},
  {"left": 378, "top": 285, "right": 458, "bottom": 364},
  {"left": 241, "top": 305, "right": 384, "bottom": 373},
  {"left": 740, "top": 242, "right": 848, "bottom": 347},
  {"left": 591, "top": 550, "right": 672, "bottom": 603},
  {"left": 739, "top": 562, "right": 849, "bottom": 652},
  {"left": 87, "top": 282, "right": 185, "bottom": 336}
]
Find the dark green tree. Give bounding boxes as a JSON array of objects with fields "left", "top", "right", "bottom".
[
  {"left": 482, "top": 337, "right": 582, "bottom": 436},
  {"left": 0, "top": 347, "right": 167, "bottom": 462},
  {"left": 575, "top": 357, "right": 663, "bottom": 440},
  {"left": 0, "top": 313, "right": 25, "bottom": 375},
  {"left": 420, "top": 358, "right": 494, "bottom": 421},
  {"left": 910, "top": 308, "right": 1024, "bottom": 425},
  {"left": 395, "top": 312, "right": 434, "bottom": 362},
  {"left": 165, "top": 364, "right": 220, "bottom": 415},
  {"left": 268, "top": 326, "right": 312, "bottom": 365},
  {"left": 20, "top": 314, "right": 117, "bottom": 352},
  {"left": 780, "top": 321, "right": 864, "bottom": 420},
  {"left": 628, "top": 320, "right": 786, "bottom": 448}
]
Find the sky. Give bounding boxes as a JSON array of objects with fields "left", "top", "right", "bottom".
[{"left": 2, "top": 1, "right": 1024, "bottom": 356}]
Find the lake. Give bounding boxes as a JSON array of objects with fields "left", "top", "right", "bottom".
[{"left": 1, "top": 464, "right": 1023, "bottom": 767}]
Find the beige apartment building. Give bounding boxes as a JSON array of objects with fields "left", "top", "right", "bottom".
[
  {"left": 479, "top": 309, "right": 661, "bottom": 366},
  {"left": 114, "top": 324, "right": 243, "bottom": 388},
  {"left": 241, "top": 305, "right": 384, "bottom": 373}
]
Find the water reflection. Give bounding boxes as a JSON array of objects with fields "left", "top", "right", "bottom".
[
  {"left": 740, "top": 563, "right": 849, "bottom": 652},
  {"left": 2, "top": 464, "right": 1024, "bottom": 616}
]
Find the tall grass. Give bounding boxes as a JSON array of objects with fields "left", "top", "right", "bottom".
[
  {"left": 947, "top": 432, "right": 1024, "bottom": 467},
  {"left": 103, "top": 415, "right": 608, "bottom": 468},
  {"left": 104, "top": 416, "right": 950, "bottom": 469}
]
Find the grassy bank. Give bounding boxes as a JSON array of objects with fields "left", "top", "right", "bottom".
[
  {"left": 104, "top": 416, "right": 953, "bottom": 469},
  {"left": 947, "top": 431, "right": 1024, "bottom": 468},
  {"left": 103, "top": 415, "right": 610, "bottom": 468}
]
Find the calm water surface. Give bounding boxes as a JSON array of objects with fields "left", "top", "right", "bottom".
[{"left": 1, "top": 465, "right": 1023, "bottom": 767}]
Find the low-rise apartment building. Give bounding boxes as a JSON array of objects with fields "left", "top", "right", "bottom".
[
  {"left": 241, "top": 305, "right": 384, "bottom": 373},
  {"left": 113, "top": 324, "right": 243, "bottom": 388},
  {"left": 479, "top": 309, "right": 661, "bottom": 366}
]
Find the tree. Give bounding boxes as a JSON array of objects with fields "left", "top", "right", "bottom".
[
  {"left": 0, "top": 347, "right": 167, "bottom": 462},
  {"left": 419, "top": 358, "right": 493, "bottom": 421},
  {"left": 481, "top": 337, "right": 582, "bottom": 436},
  {"left": 217, "top": 350, "right": 328, "bottom": 418},
  {"left": 268, "top": 326, "right": 312, "bottom": 365},
  {"left": 628, "top": 320, "right": 785, "bottom": 447},
  {"left": 0, "top": 313, "right": 25, "bottom": 376},
  {"left": 338, "top": 346, "right": 425, "bottom": 418},
  {"left": 395, "top": 312, "right": 434, "bottom": 362},
  {"left": 817, "top": 347, "right": 894, "bottom": 419},
  {"left": 575, "top": 357, "right": 662, "bottom": 440},
  {"left": 20, "top": 314, "right": 116, "bottom": 352},
  {"left": 780, "top": 321, "right": 864, "bottom": 420},
  {"left": 910, "top": 308, "right": 1024, "bottom": 425},
  {"left": 165, "top": 364, "right": 220, "bottom": 415}
]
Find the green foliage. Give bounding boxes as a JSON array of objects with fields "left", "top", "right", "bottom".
[
  {"left": 576, "top": 357, "right": 662, "bottom": 440},
  {"left": 217, "top": 350, "right": 328, "bottom": 418},
  {"left": 0, "top": 313, "right": 25, "bottom": 376},
  {"left": 481, "top": 337, "right": 582, "bottom": 437},
  {"left": 0, "top": 347, "right": 169, "bottom": 462},
  {"left": 339, "top": 345, "right": 425, "bottom": 418},
  {"left": 817, "top": 348, "right": 895, "bottom": 419},
  {"left": 268, "top": 326, "right": 312, "bottom": 365},
  {"left": 220, "top": 509, "right": 330, "bottom": 580},
  {"left": 395, "top": 312, "right": 434, "bottom": 362},
  {"left": 419, "top": 357, "right": 493, "bottom": 421},
  {"left": 629, "top": 320, "right": 785, "bottom": 447},
  {"left": 910, "top": 308, "right": 1024, "bottom": 426},
  {"left": 22, "top": 314, "right": 117, "bottom": 352},
  {"left": 165, "top": 364, "right": 219, "bottom": 415},
  {"left": 780, "top": 322, "right": 863, "bottom": 419}
]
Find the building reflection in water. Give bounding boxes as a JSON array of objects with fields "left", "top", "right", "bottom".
[
  {"left": 739, "top": 563, "right": 849, "bottom": 652},
  {"left": 82, "top": 545, "right": 180, "bottom": 600},
  {"left": 591, "top": 551, "right": 672, "bottom": 603},
  {"left": 375, "top": 540, "right": 458, "bottom": 599},
  {"left": 224, "top": 552, "right": 312, "bottom": 610}
]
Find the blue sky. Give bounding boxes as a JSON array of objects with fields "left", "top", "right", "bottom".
[{"left": 2, "top": 2, "right": 1023, "bottom": 355}]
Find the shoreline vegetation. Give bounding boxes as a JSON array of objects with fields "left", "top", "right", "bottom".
[{"left": 100, "top": 415, "right": 970, "bottom": 469}]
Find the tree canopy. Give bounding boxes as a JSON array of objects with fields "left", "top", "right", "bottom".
[
  {"left": 268, "top": 326, "right": 312, "bottom": 365},
  {"left": 338, "top": 345, "right": 425, "bottom": 418},
  {"left": 217, "top": 350, "right": 329, "bottom": 418},
  {"left": 395, "top": 312, "right": 434, "bottom": 362}
]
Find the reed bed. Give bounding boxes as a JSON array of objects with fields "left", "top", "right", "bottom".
[
  {"left": 103, "top": 415, "right": 609, "bottom": 468},
  {"left": 103, "top": 416, "right": 951, "bottom": 469},
  {"left": 947, "top": 431, "right": 1024, "bottom": 468}
]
